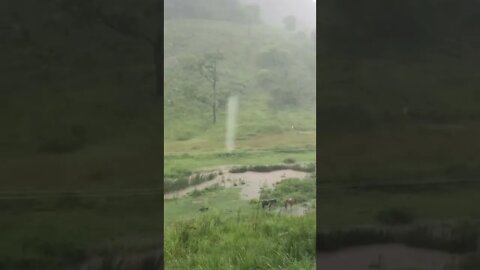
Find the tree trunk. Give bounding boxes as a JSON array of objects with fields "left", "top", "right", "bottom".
[
  {"left": 153, "top": 32, "right": 162, "bottom": 97},
  {"left": 212, "top": 62, "right": 217, "bottom": 124},
  {"left": 212, "top": 79, "right": 217, "bottom": 124}
]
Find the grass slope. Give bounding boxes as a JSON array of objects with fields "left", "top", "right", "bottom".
[
  {"left": 165, "top": 178, "right": 316, "bottom": 270},
  {"left": 164, "top": 20, "right": 316, "bottom": 152},
  {"left": 165, "top": 211, "right": 315, "bottom": 270}
]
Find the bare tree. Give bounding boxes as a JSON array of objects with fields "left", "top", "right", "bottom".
[{"left": 198, "top": 51, "right": 224, "bottom": 124}]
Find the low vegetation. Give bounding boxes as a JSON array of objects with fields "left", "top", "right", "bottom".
[
  {"left": 260, "top": 177, "right": 316, "bottom": 204},
  {"left": 189, "top": 184, "right": 223, "bottom": 198},
  {"left": 164, "top": 149, "right": 316, "bottom": 177},
  {"left": 165, "top": 211, "right": 315, "bottom": 270},
  {"left": 229, "top": 163, "right": 315, "bottom": 173},
  {"left": 164, "top": 172, "right": 217, "bottom": 193}
]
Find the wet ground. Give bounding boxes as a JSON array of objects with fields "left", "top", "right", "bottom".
[
  {"left": 272, "top": 203, "right": 311, "bottom": 216},
  {"left": 164, "top": 168, "right": 308, "bottom": 200}
]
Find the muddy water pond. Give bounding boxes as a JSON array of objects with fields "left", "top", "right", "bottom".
[
  {"left": 318, "top": 244, "right": 463, "bottom": 270},
  {"left": 164, "top": 168, "right": 308, "bottom": 200}
]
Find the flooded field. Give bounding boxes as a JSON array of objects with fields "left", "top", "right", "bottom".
[{"left": 164, "top": 168, "right": 309, "bottom": 200}]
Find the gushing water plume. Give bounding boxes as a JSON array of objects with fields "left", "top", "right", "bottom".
[{"left": 226, "top": 95, "right": 239, "bottom": 152}]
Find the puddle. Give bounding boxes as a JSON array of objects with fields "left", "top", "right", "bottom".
[
  {"left": 317, "top": 244, "right": 462, "bottom": 270},
  {"left": 164, "top": 168, "right": 308, "bottom": 200}
]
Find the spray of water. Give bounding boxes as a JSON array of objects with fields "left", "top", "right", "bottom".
[{"left": 226, "top": 95, "right": 239, "bottom": 152}]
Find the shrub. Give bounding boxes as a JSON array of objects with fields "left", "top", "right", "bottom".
[
  {"left": 164, "top": 178, "right": 189, "bottom": 193},
  {"left": 190, "top": 173, "right": 216, "bottom": 185},
  {"left": 190, "top": 189, "right": 202, "bottom": 197},
  {"left": 256, "top": 47, "right": 291, "bottom": 70},
  {"left": 249, "top": 199, "right": 259, "bottom": 204},
  {"left": 260, "top": 178, "right": 316, "bottom": 203},
  {"left": 164, "top": 172, "right": 217, "bottom": 193}
]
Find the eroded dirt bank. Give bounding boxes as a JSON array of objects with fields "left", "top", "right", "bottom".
[{"left": 164, "top": 167, "right": 309, "bottom": 200}]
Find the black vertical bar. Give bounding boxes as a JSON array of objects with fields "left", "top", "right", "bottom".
[
  {"left": 158, "top": 1, "right": 165, "bottom": 269},
  {"left": 315, "top": 2, "right": 321, "bottom": 268}
]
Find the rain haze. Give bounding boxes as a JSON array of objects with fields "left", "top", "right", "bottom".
[
  {"left": 239, "top": 0, "right": 316, "bottom": 31},
  {"left": 164, "top": 0, "right": 316, "bottom": 268}
]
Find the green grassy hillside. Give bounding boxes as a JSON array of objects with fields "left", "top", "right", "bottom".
[{"left": 164, "top": 20, "right": 316, "bottom": 152}]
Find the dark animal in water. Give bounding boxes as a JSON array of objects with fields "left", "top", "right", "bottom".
[
  {"left": 261, "top": 199, "right": 277, "bottom": 209},
  {"left": 284, "top": 198, "right": 295, "bottom": 209},
  {"left": 199, "top": 207, "right": 209, "bottom": 212}
]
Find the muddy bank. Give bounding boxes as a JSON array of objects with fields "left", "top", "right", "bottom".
[
  {"left": 164, "top": 168, "right": 308, "bottom": 200},
  {"left": 318, "top": 244, "right": 462, "bottom": 270},
  {"left": 273, "top": 203, "right": 312, "bottom": 216}
]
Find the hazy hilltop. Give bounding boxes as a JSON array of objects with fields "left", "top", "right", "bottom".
[
  {"left": 163, "top": 0, "right": 316, "bottom": 152},
  {"left": 164, "top": 19, "right": 316, "bottom": 148},
  {"left": 238, "top": 0, "right": 316, "bottom": 31}
]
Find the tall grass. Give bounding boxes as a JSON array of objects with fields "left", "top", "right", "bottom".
[{"left": 165, "top": 211, "right": 315, "bottom": 270}]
